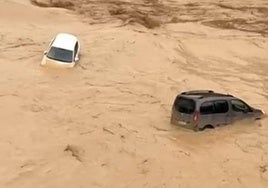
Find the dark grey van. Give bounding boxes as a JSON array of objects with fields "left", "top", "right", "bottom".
[{"left": 170, "top": 90, "right": 265, "bottom": 131}]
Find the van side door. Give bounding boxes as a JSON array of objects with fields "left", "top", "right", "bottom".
[
  {"left": 212, "top": 100, "right": 230, "bottom": 126},
  {"left": 199, "top": 101, "right": 214, "bottom": 127},
  {"left": 199, "top": 100, "right": 229, "bottom": 128}
]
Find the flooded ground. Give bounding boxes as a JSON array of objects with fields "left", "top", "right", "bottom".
[{"left": 1, "top": 0, "right": 268, "bottom": 187}]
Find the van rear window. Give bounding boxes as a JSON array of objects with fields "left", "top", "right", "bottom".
[{"left": 174, "top": 97, "right": 195, "bottom": 114}]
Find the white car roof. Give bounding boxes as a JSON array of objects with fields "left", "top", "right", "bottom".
[{"left": 51, "top": 33, "right": 78, "bottom": 51}]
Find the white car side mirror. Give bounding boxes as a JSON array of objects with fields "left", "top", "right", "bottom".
[
  {"left": 75, "top": 57, "right": 79, "bottom": 62},
  {"left": 44, "top": 50, "right": 47, "bottom": 55}
]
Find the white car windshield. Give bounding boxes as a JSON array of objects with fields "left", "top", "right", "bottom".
[{"left": 47, "top": 47, "right": 73, "bottom": 63}]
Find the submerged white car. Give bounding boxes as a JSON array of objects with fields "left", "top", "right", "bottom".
[{"left": 41, "top": 33, "right": 80, "bottom": 67}]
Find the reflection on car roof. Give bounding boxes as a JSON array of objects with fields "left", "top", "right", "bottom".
[{"left": 51, "top": 33, "right": 77, "bottom": 51}]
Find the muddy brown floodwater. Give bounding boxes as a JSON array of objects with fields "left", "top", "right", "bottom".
[
  {"left": 1, "top": 0, "right": 268, "bottom": 187},
  {"left": 31, "top": 0, "right": 268, "bottom": 35}
]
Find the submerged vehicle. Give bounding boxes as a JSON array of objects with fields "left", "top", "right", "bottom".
[
  {"left": 41, "top": 33, "right": 80, "bottom": 67},
  {"left": 170, "top": 90, "right": 265, "bottom": 131}
]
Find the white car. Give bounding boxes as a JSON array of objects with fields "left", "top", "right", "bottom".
[{"left": 41, "top": 33, "right": 80, "bottom": 67}]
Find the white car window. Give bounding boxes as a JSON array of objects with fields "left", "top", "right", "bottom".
[{"left": 47, "top": 47, "right": 73, "bottom": 63}]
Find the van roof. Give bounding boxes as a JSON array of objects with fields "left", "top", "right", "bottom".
[
  {"left": 179, "top": 90, "right": 234, "bottom": 100},
  {"left": 51, "top": 33, "right": 78, "bottom": 51}
]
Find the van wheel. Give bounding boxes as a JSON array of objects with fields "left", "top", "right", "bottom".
[
  {"left": 201, "top": 125, "right": 214, "bottom": 131},
  {"left": 193, "top": 126, "right": 201, "bottom": 132}
]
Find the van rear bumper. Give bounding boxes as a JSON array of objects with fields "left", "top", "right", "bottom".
[{"left": 170, "top": 116, "right": 197, "bottom": 131}]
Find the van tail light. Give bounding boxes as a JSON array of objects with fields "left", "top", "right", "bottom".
[{"left": 193, "top": 111, "right": 199, "bottom": 123}]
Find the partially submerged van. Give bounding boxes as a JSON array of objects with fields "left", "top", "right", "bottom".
[{"left": 170, "top": 90, "right": 265, "bottom": 131}]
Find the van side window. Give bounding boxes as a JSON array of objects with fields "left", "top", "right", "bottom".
[
  {"left": 200, "top": 102, "right": 214, "bottom": 114},
  {"left": 200, "top": 100, "right": 229, "bottom": 114},
  {"left": 214, "top": 100, "right": 229, "bottom": 113},
  {"left": 231, "top": 100, "right": 250, "bottom": 112}
]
